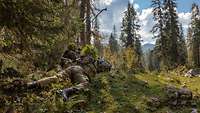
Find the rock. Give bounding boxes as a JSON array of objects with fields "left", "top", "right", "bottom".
[
  {"left": 178, "top": 87, "right": 193, "bottom": 99},
  {"left": 185, "top": 69, "right": 200, "bottom": 77},
  {"left": 165, "top": 86, "right": 193, "bottom": 107},
  {"left": 178, "top": 87, "right": 193, "bottom": 106}
]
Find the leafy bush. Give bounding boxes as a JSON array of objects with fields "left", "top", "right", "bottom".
[{"left": 81, "top": 45, "right": 98, "bottom": 59}]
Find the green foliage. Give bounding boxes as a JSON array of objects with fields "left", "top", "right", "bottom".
[
  {"left": 109, "top": 25, "right": 119, "bottom": 53},
  {"left": 109, "top": 33, "right": 119, "bottom": 53},
  {"left": 151, "top": 0, "right": 186, "bottom": 69},
  {"left": 120, "top": 3, "right": 143, "bottom": 69},
  {"left": 32, "top": 36, "right": 67, "bottom": 70},
  {"left": 0, "top": 53, "right": 35, "bottom": 75},
  {"left": 81, "top": 45, "right": 98, "bottom": 59},
  {"left": 0, "top": 0, "right": 64, "bottom": 52},
  {"left": 188, "top": 3, "right": 200, "bottom": 67},
  {"left": 120, "top": 2, "right": 140, "bottom": 48},
  {"left": 177, "top": 24, "right": 187, "bottom": 65}
]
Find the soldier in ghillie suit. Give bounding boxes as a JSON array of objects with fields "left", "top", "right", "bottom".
[{"left": 27, "top": 45, "right": 112, "bottom": 100}]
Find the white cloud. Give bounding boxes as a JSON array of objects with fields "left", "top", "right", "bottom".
[
  {"left": 138, "top": 8, "right": 155, "bottom": 44},
  {"left": 134, "top": 4, "right": 140, "bottom": 10},
  {"left": 178, "top": 12, "right": 191, "bottom": 31},
  {"left": 101, "top": 0, "right": 113, "bottom": 5},
  {"left": 129, "top": 0, "right": 134, "bottom": 4}
]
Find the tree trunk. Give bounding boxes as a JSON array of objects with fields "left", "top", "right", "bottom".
[
  {"left": 85, "top": 0, "right": 91, "bottom": 45},
  {"left": 80, "top": 0, "right": 86, "bottom": 46}
]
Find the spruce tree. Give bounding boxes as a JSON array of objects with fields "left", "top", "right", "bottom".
[
  {"left": 163, "top": 0, "right": 180, "bottom": 67},
  {"left": 187, "top": 27, "right": 193, "bottom": 66},
  {"left": 190, "top": 3, "right": 200, "bottom": 67},
  {"left": 120, "top": 2, "right": 143, "bottom": 69},
  {"left": 152, "top": 0, "right": 181, "bottom": 69},
  {"left": 148, "top": 50, "right": 155, "bottom": 71},
  {"left": 0, "top": 0, "right": 64, "bottom": 51},
  {"left": 109, "top": 25, "right": 119, "bottom": 53},
  {"left": 151, "top": 0, "right": 166, "bottom": 67},
  {"left": 177, "top": 24, "right": 187, "bottom": 65},
  {"left": 120, "top": 2, "right": 140, "bottom": 48},
  {"left": 134, "top": 37, "right": 143, "bottom": 68}
]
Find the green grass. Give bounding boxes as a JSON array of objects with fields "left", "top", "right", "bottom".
[{"left": 85, "top": 71, "right": 200, "bottom": 113}]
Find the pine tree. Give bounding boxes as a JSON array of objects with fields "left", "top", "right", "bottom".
[
  {"left": 177, "top": 24, "right": 187, "bottom": 65},
  {"left": 190, "top": 3, "right": 200, "bottom": 67},
  {"left": 148, "top": 50, "right": 154, "bottom": 71},
  {"left": 163, "top": 0, "right": 180, "bottom": 67},
  {"left": 187, "top": 27, "right": 193, "bottom": 66},
  {"left": 134, "top": 37, "right": 143, "bottom": 68},
  {"left": 120, "top": 2, "right": 143, "bottom": 69},
  {"left": 152, "top": 0, "right": 181, "bottom": 69},
  {"left": 151, "top": 0, "right": 164, "bottom": 60},
  {"left": 0, "top": 0, "right": 63, "bottom": 52},
  {"left": 109, "top": 25, "right": 119, "bottom": 53},
  {"left": 120, "top": 2, "right": 140, "bottom": 48}
]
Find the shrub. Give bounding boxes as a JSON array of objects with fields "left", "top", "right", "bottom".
[{"left": 81, "top": 45, "right": 98, "bottom": 59}]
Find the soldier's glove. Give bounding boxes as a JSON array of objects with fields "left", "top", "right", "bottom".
[{"left": 61, "top": 88, "right": 79, "bottom": 101}]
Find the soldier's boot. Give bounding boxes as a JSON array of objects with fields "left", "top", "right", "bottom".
[{"left": 60, "top": 87, "right": 80, "bottom": 101}]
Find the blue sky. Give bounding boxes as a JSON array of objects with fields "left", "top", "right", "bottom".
[
  {"left": 133, "top": 0, "right": 200, "bottom": 12},
  {"left": 97, "top": 0, "right": 200, "bottom": 44}
]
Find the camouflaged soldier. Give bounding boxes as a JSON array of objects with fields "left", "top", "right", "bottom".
[
  {"left": 58, "top": 50, "right": 112, "bottom": 100},
  {"left": 27, "top": 47, "right": 112, "bottom": 100}
]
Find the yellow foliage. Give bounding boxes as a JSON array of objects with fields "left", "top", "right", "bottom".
[
  {"left": 122, "top": 47, "right": 138, "bottom": 70},
  {"left": 103, "top": 47, "right": 119, "bottom": 68},
  {"left": 103, "top": 46, "right": 138, "bottom": 71}
]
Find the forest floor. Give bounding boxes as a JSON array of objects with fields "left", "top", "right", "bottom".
[{"left": 0, "top": 53, "right": 200, "bottom": 113}]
